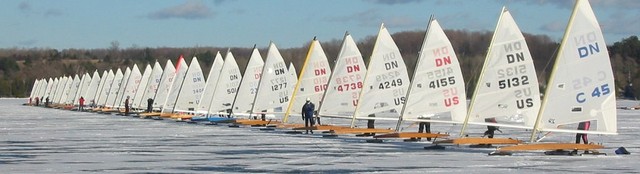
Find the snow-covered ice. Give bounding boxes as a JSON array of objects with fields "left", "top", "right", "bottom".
[{"left": 1, "top": 98, "right": 638, "bottom": 173}]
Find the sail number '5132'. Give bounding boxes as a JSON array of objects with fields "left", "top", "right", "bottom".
[
  {"left": 576, "top": 84, "right": 610, "bottom": 103},
  {"left": 498, "top": 76, "right": 529, "bottom": 89}
]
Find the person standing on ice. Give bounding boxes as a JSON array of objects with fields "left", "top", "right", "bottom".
[
  {"left": 575, "top": 121, "right": 590, "bottom": 144},
  {"left": 78, "top": 96, "right": 85, "bottom": 111},
  {"left": 418, "top": 120, "right": 431, "bottom": 141},
  {"left": 146, "top": 98, "right": 153, "bottom": 113},
  {"left": 483, "top": 117, "right": 501, "bottom": 138},
  {"left": 301, "top": 98, "right": 315, "bottom": 134},
  {"left": 124, "top": 96, "right": 130, "bottom": 116}
]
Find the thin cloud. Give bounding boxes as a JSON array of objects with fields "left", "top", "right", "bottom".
[
  {"left": 385, "top": 16, "right": 419, "bottom": 28},
  {"left": 18, "top": 39, "right": 37, "bottom": 46},
  {"left": 18, "top": 1, "right": 31, "bottom": 12},
  {"left": 148, "top": 0, "right": 213, "bottom": 20},
  {"left": 601, "top": 12, "right": 640, "bottom": 35},
  {"left": 524, "top": 0, "right": 640, "bottom": 9},
  {"left": 213, "top": 0, "right": 232, "bottom": 5},
  {"left": 365, "top": 0, "right": 420, "bottom": 5},
  {"left": 540, "top": 20, "right": 566, "bottom": 32},
  {"left": 44, "top": 9, "right": 63, "bottom": 17},
  {"left": 326, "top": 9, "right": 419, "bottom": 28},
  {"left": 326, "top": 9, "right": 381, "bottom": 27}
]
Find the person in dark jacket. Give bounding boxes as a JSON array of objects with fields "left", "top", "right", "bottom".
[
  {"left": 483, "top": 117, "right": 501, "bottom": 138},
  {"left": 124, "top": 96, "right": 130, "bottom": 116},
  {"left": 418, "top": 120, "right": 431, "bottom": 141},
  {"left": 301, "top": 98, "right": 315, "bottom": 134},
  {"left": 147, "top": 98, "right": 153, "bottom": 113}
]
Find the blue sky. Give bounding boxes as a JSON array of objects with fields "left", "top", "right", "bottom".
[{"left": 1, "top": 0, "right": 638, "bottom": 50}]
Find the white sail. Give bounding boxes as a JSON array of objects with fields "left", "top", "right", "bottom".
[
  {"left": 133, "top": 64, "right": 152, "bottom": 109},
  {"left": 141, "top": 61, "right": 164, "bottom": 109},
  {"left": 289, "top": 62, "right": 298, "bottom": 91},
  {"left": 43, "top": 77, "right": 55, "bottom": 103},
  {"left": 34, "top": 79, "right": 43, "bottom": 100},
  {"left": 318, "top": 34, "right": 367, "bottom": 118},
  {"left": 465, "top": 8, "right": 540, "bottom": 129},
  {"left": 118, "top": 64, "right": 142, "bottom": 109},
  {"left": 533, "top": 0, "right": 616, "bottom": 135},
  {"left": 400, "top": 18, "right": 468, "bottom": 125},
  {"left": 153, "top": 60, "right": 176, "bottom": 110},
  {"left": 98, "top": 70, "right": 115, "bottom": 107},
  {"left": 114, "top": 67, "right": 132, "bottom": 108},
  {"left": 43, "top": 78, "right": 54, "bottom": 100},
  {"left": 32, "top": 79, "right": 42, "bottom": 99},
  {"left": 73, "top": 73, "right": 92, "bottom": 105},
  {"left": 105, "top": 68, "right": 123, "bottom": 107},
  {"left": 64, "top": 75, "right": 81, "bottom": 104},
  {"left": 43, "top": 78, "right": 55, "bottom": 100},
  {"left": 29, "top": 79, "right": 39, "bottom": 101},
  {"left": 84, "top": 71, "right": 101, "bottom": 105},
  {"left": 93, "top": 70, "right": 108, "bottom": 106},
  {"left": 59, "top": 76, "right": 72, "bottom": 104},
  {"left": 162, "top": 56, "right": 188, "bottom": 113},
  {"left": 354, "top": 24, "right": 411, "bottom": 121},
  {"left": 40, "top": 78, "right": 49, "bottom": 99},
  {"left": 285, "top": 39, "right": 331, "bottom": 121},
  {"left": 197, "top": 52, "right": 224, "bottom": 114},
  {"left": 46, "top": 79, "right": 57, "bottom": 104},
  {"left": 232, "top": 47, "right": 264, "bottom": 117},
  {"left": 173, "top": 57, "right": 205, "bottom": 112},
  {"left": 38, "top": 79, "right": 49, "bottom": 100},
  {"left": 252, "top": 42, "right": 291, "bottom": 116},
  {"left": 38, "top": 79, "right": 48, "bottom": 99},
  {"left": 208, "top": 51, "right": 241, "bottom": 114},
  {"left": 53, "top": 76, "right": 68, "bottom": 104},
  {"left": 285, "top": 62, "right": 297, "bottom": 112}
]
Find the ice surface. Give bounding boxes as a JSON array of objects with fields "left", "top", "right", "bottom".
[{"left": 1, "top": 98, "right": 638, "bottom": 173}]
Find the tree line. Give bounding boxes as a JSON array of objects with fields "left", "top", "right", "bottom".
[{"left": 0, "top": 31, "right": 638, "bottom": 99}]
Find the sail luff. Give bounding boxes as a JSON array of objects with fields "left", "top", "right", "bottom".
[
  {"left": 283, "top": 38, "right": 315, "bottom": 123},
  {"left": 460, "top": 7, "right": 506, "bottom": 137},
  {"left": 395, "top": 15, "right": 434, "bottom": 132}
]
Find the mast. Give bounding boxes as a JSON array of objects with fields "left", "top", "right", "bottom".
[
  {"left": 229, "top": 46, "right": 255, "bottom": 117},
  {"left": 206, "top": 49, "right": 231, "bottom": 116},
  {"left": 394, "top": 15, "right": 434, "bottom": 132},
  {"left": 316, "top": 32, "right": 349, "bottom": 118},
  {"left": 529, "top": 0, "right": 580, "bottom": 142},
  {"left": 249, "top": 42, "right": 271, "bottom": 119},
  {"left": 283, "top": 37, "right": 315, "bottom": 123},
  {"left": 170, "top": 57, "right": 191, "bottom": 114},
  {"left": 459, "top": 7, "right": 506, "bottom": 137},
  {"left": 350, "top": 23, "right": 385, "bottom": 128}
]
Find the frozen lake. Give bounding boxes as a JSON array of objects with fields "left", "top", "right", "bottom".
[{"left": 1, "top": 98, "right": 638, "bottom": 173}]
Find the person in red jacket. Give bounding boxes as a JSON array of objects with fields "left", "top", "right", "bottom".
[{"left": 79, "top": 97, "right": 85, "bottom": 111}]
